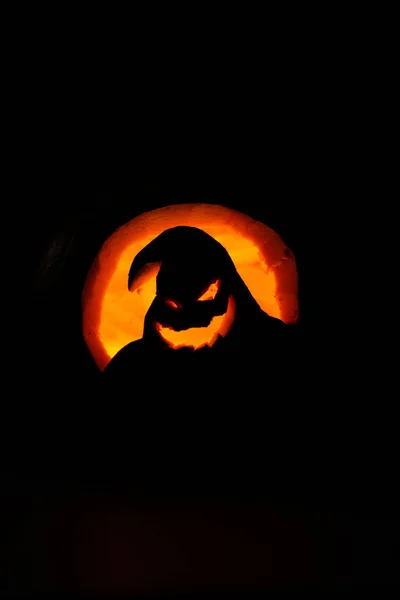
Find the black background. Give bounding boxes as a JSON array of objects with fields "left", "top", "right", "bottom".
[
  {"left": 1, "top": 179, "right": 397, "bottom": 594},
  {"left": 1, "top": 2, "right": 396, "bottom": 590}
]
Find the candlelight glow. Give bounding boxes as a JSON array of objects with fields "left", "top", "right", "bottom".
[{"left": 82, "top": 204, "right": 298, "bottom": 371}]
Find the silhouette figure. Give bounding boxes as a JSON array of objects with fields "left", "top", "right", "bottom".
[{"left": 103, "top": 226, "right": 293, "bottom": 379}]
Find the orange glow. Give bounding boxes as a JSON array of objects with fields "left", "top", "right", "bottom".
[
  {"left": 82, "top": 204, "right": 298, "bottom": 371},
  {"left": 165, "top": 299, "right": 180, "bottom": 310},
  {"left": 155, "top": 295, "right": 236, "bottom": 350},
  {"left": 198, "top": 280, "right": 220, "bottom": 301}
]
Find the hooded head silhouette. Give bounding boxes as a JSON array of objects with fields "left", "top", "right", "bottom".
[
  {"left": 103, "top": 226, "right": 288, "bottom": 374},
  {"left": 129, "top": 226, "right": 239, "bottom": 336}
]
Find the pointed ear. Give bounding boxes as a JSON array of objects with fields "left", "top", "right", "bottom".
[
  {"left": 129, "top": 261, "right": 161, "bottom": 293},
  {"left": 128, "top": 231, "right": 171, "bottom": 290}
]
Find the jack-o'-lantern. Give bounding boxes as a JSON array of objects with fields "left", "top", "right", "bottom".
[{"left": 82, "top": 204, "right": 298, "bottom": 371}]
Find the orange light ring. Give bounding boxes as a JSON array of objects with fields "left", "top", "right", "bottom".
[{"left": 82, "top": 204, "right": 298, "bottom": 371}]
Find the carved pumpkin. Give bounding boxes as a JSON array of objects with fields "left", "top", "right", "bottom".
[
  {"left": 130, "top": 262, "right": 237, "bottom": 351},
  {"left": 82, "top": 204, "right": 298, "bottom": 371}
]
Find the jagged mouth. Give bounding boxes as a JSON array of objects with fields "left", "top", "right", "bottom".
[
  {"left": 154, "top": 295, "right": 236, "bottom": 350},
  {"left": 156, "top": 316, "right": 213, "bottom": 332}
]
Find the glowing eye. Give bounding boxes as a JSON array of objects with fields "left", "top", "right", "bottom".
[
  {"left": 198, "top": 280, "right": 220, "bottom": 301},
  {"left": 165, "top": 299, "right": 180, "bottom": 309}
]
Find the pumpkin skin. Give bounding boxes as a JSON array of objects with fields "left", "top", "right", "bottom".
[{"left": 82, "top": 204, "right": 298, "bottom": 371}]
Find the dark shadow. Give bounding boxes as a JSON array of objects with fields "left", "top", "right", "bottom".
[
  {"left": 4, "top": 185, "right": 399, "bottom": 595},
  {"left": 103, "top": 226, "right": 296, "bottom": 381}
]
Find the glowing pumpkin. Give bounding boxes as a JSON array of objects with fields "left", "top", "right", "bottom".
[{"left": 82, "top": 204, "right": 298, "bottom": 371}]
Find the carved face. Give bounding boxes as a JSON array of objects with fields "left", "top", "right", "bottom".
[
  {"left": 151, "top": 263, "right": 236, "bottom": 350},
  {"left": 82, "top": 204, "right": 299, "bottom": 371}
]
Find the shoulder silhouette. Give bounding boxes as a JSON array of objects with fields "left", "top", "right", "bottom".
[{"left": 103, "top": 226, "right": 294, "bottom": 379}]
